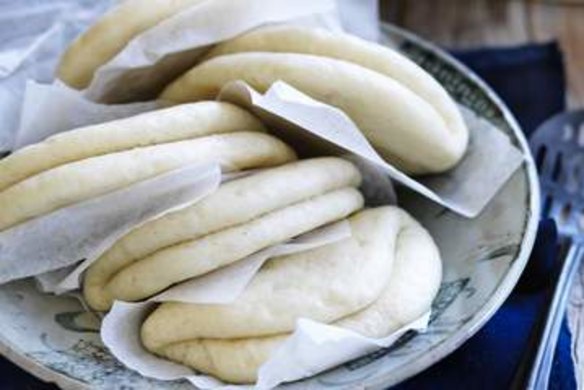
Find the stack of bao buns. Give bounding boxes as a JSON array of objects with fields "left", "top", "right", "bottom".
[
  {"left": 84, "top": 157, "right": 364, "bottom": 310},
  {"left": 140, "top": 206, "right": 442, "bottom": 383},
  {"left": 58, "top": 7, "right": 468, "bottom": 175},
  {"left": 10, "top": 1, "right": 473, "bottom": 384},
  {"left": 0, "top": 103, "right": 293, "bottom": 231},
  {"left": 0, "top": 100, "right": 443, "bottom": 384},
  {"left": 160, "top": 25, "right": 468, "bottom": 174}
]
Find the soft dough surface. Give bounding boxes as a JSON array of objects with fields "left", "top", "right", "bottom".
[
  {"left": 84, "top": 157, "right": 362, "bottom": 310},
  {"left": 204, "top": 25, "right": 467, "bottom": 151},
  {"left": 160, "top": 52, "right": 466, "bottom": 174},
  {"left": 0, "top": 132, "right": 295, "bottom": 231},
  {"left": 0, "top": 102, "right": 265, "bottom": 193},
  {"left": 141, "top": 206, "right": 442, "bottom": 383},
  {"left": 107, "top": 187, "right": 363, "bottom": 302},
  {"left": 57, "top": 0, "right": 206, "bottom": 89},
  {"left": 140, "top": 203, "right": 393, "bottom": 344}
]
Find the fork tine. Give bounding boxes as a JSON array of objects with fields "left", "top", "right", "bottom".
[
  {"left": 539, "top": 149, "right": 560, "bottom": 182},
  {"left": 548, "top": 199, "right": 565, "bottom": 222}
]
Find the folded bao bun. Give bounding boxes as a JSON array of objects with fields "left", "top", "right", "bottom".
[
  {"left": 0, "top": 131, "right": 295, "bottom": 231},
  {"left": 107, "top": 188, "right": 362, "bottom": 303},
  {"left": 140, "top": 204, "right": 398, "bottom": 343},
  {"left": 83, "top": 158, "right": 364, "bottom": 310},
  {"left": 0, "top": 102, "right": 265, "bottom": 193},
  {"left": 141, "top": 206, "right": 442, "bottom": 383},
  {"left": 160, "top": 52, "right": 466, "bottom": 175},
  {"left": 57, "top": 0, "right": 206, "bottom": 90},
  {"left": 203, "top": 24, "right": 467, "bottom": 153}
]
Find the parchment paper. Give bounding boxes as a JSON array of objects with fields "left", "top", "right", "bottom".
[
  {"left": 0, "top": 0, "right": 351, "bottom": 152},
  {"left": 218, "top": 81, "right": 525, "bottom": 218},
  {"left": 0, "top": 162, "right": 221, "bottom": 286},
  {"left": 36, "top": 168, "right": 281, "bottom": 295},
  {"left": 15, "top": 80, "right": 157, "bottom": 148},
  {"left": 101, "top": 301, "right": 429, "bottom": 390},
  {"left": 0, "top": 0, "right": 115, "bottom": 152},
  {"left": 83, "top": 0, "right": 342, "bottom": 103}
]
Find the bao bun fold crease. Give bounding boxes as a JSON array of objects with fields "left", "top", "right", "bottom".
[
  {"left": 57, "top": 0, "right": 207, "bottom": 90},
  {"left": 0, "top": 102, "right": 266, "bottom": 193},
  {"left": 141, "top": 206, "right": 442, "bottom": 383},
  {"left": 83, "top": 158, "right": 363, "bottom": 310},
  {"left": 0, "top": 132, "right": 294, "bottom": 231},
  {"left": 204, "top": 25, "right": 467, "bottom": 152},
  {"left": 161, "top": 52, "right": 467, "bottom": 175}
]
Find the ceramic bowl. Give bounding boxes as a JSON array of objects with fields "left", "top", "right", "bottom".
[{"left": 0, "top": 22, "right": 540, "bottom": 389}]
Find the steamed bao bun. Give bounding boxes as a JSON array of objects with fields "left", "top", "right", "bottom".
[
  {"left": 83, "top": 157, "right": 365, "bottom": 310},
  {"left": 59, "top": 2, "right": 469, "bottom": 175},
  {"left": 57, "top": 0, "right": 207, "bottom": 92},
  {"left": 161, "top": 25, "right": 468, "bottom": 175},
  {"left": 141, "top": 206, "right": 442, "bottom": 383},
  {"left": 0, "top": 102, "right": 297, "bottom": 232},
  {"left": 0, "top": 102, "right": 295, "bottom": 232}
]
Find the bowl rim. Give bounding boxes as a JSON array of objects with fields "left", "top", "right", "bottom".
[
  {"left": 359, "top": 22, "right": 541, "bottom": 389},
  {"left": 0, "top": 22, "right": 541, "bottom": 390},
  {"left": 0, "top": 334, "right": 78, "bottom": 389}
]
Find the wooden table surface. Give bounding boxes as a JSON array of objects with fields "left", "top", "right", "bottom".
[{"left": 380, "top": 0, "right": 584, "bottom": 108}]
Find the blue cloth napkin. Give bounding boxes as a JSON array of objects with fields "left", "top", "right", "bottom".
[
  {"left": 0, "top": 43, "right": 575, "bottom": 389},
  {"left": 396, "top": 42, "right": 575, "bottom": 390}
]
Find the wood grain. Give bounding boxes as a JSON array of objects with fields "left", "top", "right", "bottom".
[
  {"left": 380, "top": 0, "right": 584, "bottom": 108},
  {"left": 527, "top": 2, "right": 584, "bottom": 107}
]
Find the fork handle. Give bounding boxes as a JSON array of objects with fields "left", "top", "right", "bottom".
[{"left": 526, "top": 242, "right": 583, "bottom": 389}]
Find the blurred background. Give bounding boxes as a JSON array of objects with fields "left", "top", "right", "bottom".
[{"left": 379, "top": 0, "right": 583, "bottom": 108}]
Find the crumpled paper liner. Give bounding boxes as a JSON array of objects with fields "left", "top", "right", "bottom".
[
  {"left": 101, "top": 286, "right": 429, "bottom": 390},
  {"left": 15, "top": 80, "right": 157, "bottom": 148},
  {"left": 31, "top": 166, "right": 254, "bottom": 295},
  {"left": 217, "top": 80, "right": 525, "bottom": 218},
  {"left": 0, "top": 0, "right": 115, "bottom": 152},
  {"left": 1, "top": 0, "right": 343, "bottom": 152},
  {"left": 82, "top": 0, "right": 342, "bottom": 103},
  {"left": 0, "top": 163, "right": 221, "bottom": 287}
]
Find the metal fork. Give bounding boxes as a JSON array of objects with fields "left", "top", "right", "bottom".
[{"left": 523, "top": 110, "right": 584, "bottom": 389}]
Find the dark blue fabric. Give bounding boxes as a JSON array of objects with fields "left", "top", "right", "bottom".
[
  {"left": 0, "top": 44, "right": 575, "bottom": 389},
  {"left": 453, "top": 42, "right": 566, "bottom": 137},
  {"left": 395, "top": 42, "right": 575, "bottom": 390},
  {"left": 0, "top": 358, "right": 55, "bottom": 390}
]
